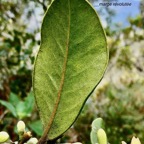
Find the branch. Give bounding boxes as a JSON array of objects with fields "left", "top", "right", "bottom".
[{"left": 37, "top": 0, "right": 47, "bottom": 11}]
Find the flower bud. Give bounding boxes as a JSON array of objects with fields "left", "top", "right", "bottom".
[
  {"left": 26, "top": 131, "right": 32, "bottom": 137},
  {"left": 26, "top": 137, "right": 38, "bottom": 144},
  {"left": 17, "top": 120, "right": 25, "bottom": 133},
  {"left": 131, "top": 137, "right": 141, "bottom": 144},
  {"left": 97, "top": 128, "right": 107, "bottom": 144},
  {"left": 0, "top": 131, "right": 9, "bottom": 143}
]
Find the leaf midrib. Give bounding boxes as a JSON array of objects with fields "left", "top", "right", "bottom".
[{"left": 43, "top": 0, "right": 71, "bottom": 138}]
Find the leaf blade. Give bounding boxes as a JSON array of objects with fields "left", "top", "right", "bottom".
[{"left": 33, "top": 0, "right": 108, "bottom": 140}]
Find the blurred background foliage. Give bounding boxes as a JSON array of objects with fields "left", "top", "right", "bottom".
[{"left": 0, "top": 0, "right": 144, "bottom": 143}]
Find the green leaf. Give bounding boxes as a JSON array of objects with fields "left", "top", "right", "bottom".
[
  {"left": 33, "top": 0, "right": 108, "bottom": 140},
  {"left": 16, "top": 102, "right": 28, "bottom": 119},
  {"left": 91, "top": 118, "right": 105, "bottom": 132},
  {"left": 0, "top": 100, "right": 17, "bottom": 117},
  {"left": 91, "top": 131, "right": 98, "bottom": 144},
  {"left": 9, "top": 92, "right": 20, "bottom": 106},
  {"left": 28, "top": 120, "right": 43, "bottom": 136},
  {"left": 16, "top": 92, "right": 34, "bottom": 119},
  {"left": 24, "top": 92, "right": 35, "bottom": 114}
]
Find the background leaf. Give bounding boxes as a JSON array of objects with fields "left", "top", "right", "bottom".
[
  {"left": 9, "top": 92, "right": 20, "bottom": 106},
  {"left": 28, "top": 120, "right": 43, "bottom": 136},
  {"left": 16, "top": 92, "right": 35, "bottom": 119},
  {"left": 33, "top": 0, "right": 108, "bottom": 140},
  {"left": 0, "top": 100, "right": 17, "bottom": 117}
]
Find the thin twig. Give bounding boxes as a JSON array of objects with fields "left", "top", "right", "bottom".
[
  {"left": 37, "top": 0, "right": 47, "bottom": 11},
  {"left": 0, "top": 110, "right": 9, "bottom": 121}
]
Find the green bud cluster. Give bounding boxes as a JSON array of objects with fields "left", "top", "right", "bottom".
[
  {"left": 0, "top": 121, "right": 38, "bottom": 144},
  {"left": 90, "top": 118, "right": 108, "bottom": 144},
  {"left": 17, "top": 120, "right": 38, "bottom": 144},
  {"left": 90, "top": 118, "right": 142, "bottom": 144},
  {"left": 0, "top": 119, "right": 142, "bottom": 144}
]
